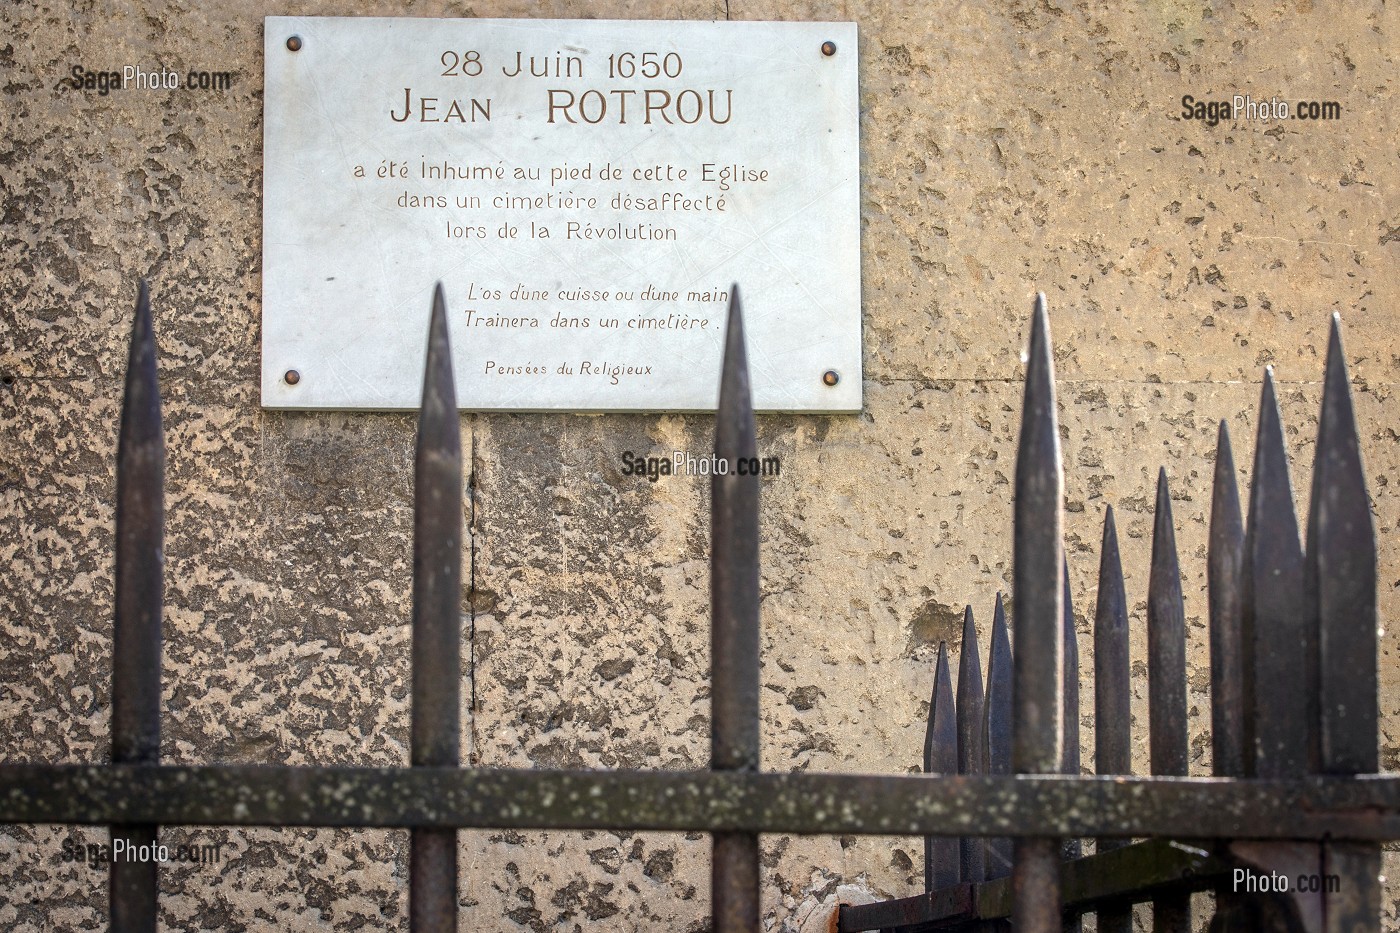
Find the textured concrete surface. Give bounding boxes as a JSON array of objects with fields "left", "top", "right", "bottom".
[{"left": 1, "top": 0, "right": 1397, "bottom": 930}]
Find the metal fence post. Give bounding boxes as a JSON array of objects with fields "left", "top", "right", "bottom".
[
  {"left": 1011, "top": 294, "right": 1064, "bottom": 933},
  {"left": 111, "top": 281, "right": 163, "bottom": 933},
  {"left": 711, "top": 286, "right": 761, "bottom": 933},
  {"left": 1309, "top": 317, "right": 1380, "bottom": 930},
  {"left": 1148, "top": 469, "right": 1190, "bottom": 932},
  {"left": 410, "top": 285, "right": 463, "bottom": 933},
  {"left": 956, "top": 607, "right": 985, "bottom": 885},
  {"left": 924, "top": 643, "right": 958, "bottom": 891},
  {"left": 1092, "top": 505, "right": 1132, "bottom": 933}
]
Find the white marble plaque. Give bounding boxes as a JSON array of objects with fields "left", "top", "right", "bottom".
[{"left": 262, "top": 16, "right": 860, "bottom": 411}]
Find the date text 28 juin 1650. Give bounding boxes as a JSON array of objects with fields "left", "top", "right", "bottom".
[{"left": 390, "top": 49, "right": 735, "bottom": 126}]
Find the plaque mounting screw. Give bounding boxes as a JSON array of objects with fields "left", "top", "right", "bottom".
[
  {"left": 821, "top": 40, "right": 837, "bottom": 57},
  {"left": 286, "top": 35, "right": 303, "bottom": 52},
  {"left": 822, "top": 370, "right": 840, "bottom": 387},
  {"left": 284, "top": 369, "right": 301, "bottom": 386}
]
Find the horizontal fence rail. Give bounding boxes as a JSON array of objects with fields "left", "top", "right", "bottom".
[
  {"left": 0, "top": 284, "right": 1392, "bottom": 933},
  {"left": 2, "top": 766, "right": 1397, "bottom": 838}
]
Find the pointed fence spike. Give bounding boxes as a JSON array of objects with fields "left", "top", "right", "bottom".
[
  {"left": 411, "top": 285, "right": 462, "bottom": 766},
  {"left": 1149, "top": 468, "right": 1188, "bottom": 778},
  {"left": 956, "top": 606, "right": 986, "bottom": 884},
  {"left": 1309, "top": 317, "right": 1377, "bottom": 776},
  {"left": 1093, "top": 507, "right": 1135, "bottom": 933},
  {"left": 114, "top": 278, "right": 163, "bottom": 765},
  {"left": 410, "top": 283, "right": 462, "bottom": 933},
  {"left": 1206, "top": 423, "right": 1248, "bottom": 933},
  {"left": 1012, "top": 293, "right": 1063, "bottom": 931},
  {"left": 924, "top": 642, "right": 959, "bottom": 892},
  {"left": 1013, "top": 294, "right": 1065, "bottom": 775},
  {"left": 1209, "top": 421, "right": 1246, "bottom": 779},
  {"left": 956, "top": 608, "right": 984, "bottom": 777},
  {"left": 1094, "top": 505, "right": 1131, "bottom": 779},
  {"left": 1308, "top": 317, "right": 1381, "bottom": 933},
  {"left": 711, "top": 284, "right": 761, "bottom": 933},
  {"left": 982, "top": 593, "right": 1014, "bottom": 880},
  {"left": 1243, "top": 369, "right": 1310, "bottom": 778},
  {"left": 711, "top": 282, "right": 759, "bottom": 770},
  {"left": 1149, "top": 469, "right": 1191, "bottom": 933},
  {"left": 111, "top": 279, "right": 163, "bottom": 932}
]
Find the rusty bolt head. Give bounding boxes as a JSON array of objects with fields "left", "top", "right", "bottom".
[
  {"left": 284, "top": 369, "right": 301, "bottom": 385},
  {"left": 286, "top": 35, "right": 303, "bottom": 52},
  {"left": 821, "top": 40, "right": 837, "bottom": 57},
  {"left": 822, "top": 370, "right": 840, "bottom": 387}
]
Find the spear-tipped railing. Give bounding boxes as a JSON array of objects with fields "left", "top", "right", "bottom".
[
  {"left": 955, "top": 607, "right": 984, "bottom": 888},
  {"left": 711, "top": 285, "right": 762, "bottom": 933},
  {"left": 410, "top": 285, "right": 462, "bottom": 933},
  {"left": 839, "top": 303, "right": 1387, "bottom": 933},
  {"left": 111, "top": 281, "right": 162, "bottom": 932},
  {"left": 0, "top": 287, "right": 1393, "bottom": 933},
  {"left": 924, "top": 644, "right": 958, "bottom": 892}
]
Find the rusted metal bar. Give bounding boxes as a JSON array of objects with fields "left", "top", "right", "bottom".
[
  {"left": 957, "top": 607, "right": 985, "bottom": 884},
  {"left": 1308, "top": 316, "right": 1380, "bottom": 931},
  {"left": 711, "top": 285, "right": 760, "bottom": 933},
  {"left": 1012, "top": 294, "right": 1063, "bottom": 932},
  {"left": 4, "top": 765, "right": 1400, "bottom": 837},
  {"left": 982, "top": 594, "right": 1013, "bottom": 879},
  {"left": 1061, "top": 558, "right": 1082, "bottom": 933},
  {"left": 839, "top": 838, "right": 1233, "bottom": 931},
  {"left": 1148, "top": 468, "right": 1190, "bottom": 932},
  {"left": 1208, "top": 421, "right": 1248, "bottom": 929},
  {"left": 1092, "top": 505, "right": 1133, "bottom": 933},
  {"left": 410, "top": 284, "right": 462, "bottom": 933},
  {"left": 924, "top": 642, "right": 959, "bottom": 892},
  {"left": 111, "top": 281, "right": 163, "bottom": 933},
  {"left": 1243, "top": 369, "right": 1310, "bottom": 779}
]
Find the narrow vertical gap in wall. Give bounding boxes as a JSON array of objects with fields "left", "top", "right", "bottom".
[{"left": 467, "top": 414, "right": 479, "bottom": 764}]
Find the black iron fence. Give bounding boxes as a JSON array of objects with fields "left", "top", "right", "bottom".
[
  {"left": 841, "top": 299, "right": 1388, "bottom": 932},
  {"left": 1, "top": 283, "right": 1395, "bottom": 933}
]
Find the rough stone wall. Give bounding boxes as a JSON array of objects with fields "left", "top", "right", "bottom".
[{"left": 1, "top": 1, "right": 1396, "bottom": 931}]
